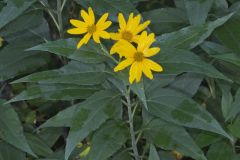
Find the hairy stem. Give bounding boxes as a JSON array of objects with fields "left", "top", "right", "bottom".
[{"left": 125, "top": 90, "right": 140, "bottom": 160}]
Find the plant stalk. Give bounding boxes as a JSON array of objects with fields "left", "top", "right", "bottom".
[
  {"left": 57, "top": 0, "right": 64, "bottom": 38},
  {"left": 125, "top": 90, "right": 140, "bottom": 160}
]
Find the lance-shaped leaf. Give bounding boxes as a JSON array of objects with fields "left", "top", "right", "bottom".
[
  {"left": 146, "top": 88, "right": 232, "bottom": 141},
  {"left": 65, "top": 90, "right": 122, "bottom": 160},
  {"left": 0, "top": 141, "right": 26, "bottom": 160},
  {"left": 156, "top": 13, "right": 233, "bottom": 49},
  {"left": 154, "top": 47, "right": 230, "bottom": 81},
  {"left": 0, "top": 100, "right": 35, "bottom": 156},
  {"left": 184, "top": 0, "right": 214, "bottom": 25},
  {"left": 88, "top": 120, "right": 129, "bottom": 160},
  {"left": 0, "top": 0, "right": 36, "bottom": 29},
  {"left": 145, "top": 119, "right": 207, "bottom": 160},
  {"left": 7, "top": 84, "right": 102, "bottom": 103},
  {"left": 28, "top": 39, "right": 107, "bottom": 63}
]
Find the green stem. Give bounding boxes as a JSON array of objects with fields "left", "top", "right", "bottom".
[
  {"left": 125, "top": 89, "right": 140, "bottom": 160},
  {"left": 57, "top": 0, "right": 64, "bottom": 38},
  {"left": 100, "top": 43, "right": 118, "bottom": 64}
]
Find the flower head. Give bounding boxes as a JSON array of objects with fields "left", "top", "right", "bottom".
[
  {"left": 111, "top": 31, "right": 163, "bottom": 84},
  {"left": 110, "top": 13, "right": 150, "bottom": 43},
  {"left": 67, "top": 7, "right": 112, "bottom": 49}
]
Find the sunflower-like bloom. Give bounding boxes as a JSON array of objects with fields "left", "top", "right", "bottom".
[
  {"left": 110, "top": 13, "right": 150, "bottom": 43},
  {"left": 67, "top": 7, "right": 112, "bottom": 49},
  {"left": 0, "top": 37, "right": 3, "bottom": 47},
  {"left": 111, "top": 31, "right": 163, "bottom": 84}
]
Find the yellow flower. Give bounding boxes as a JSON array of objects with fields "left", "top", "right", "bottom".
[
  {"left": 67, "top": 7, "right": 112, "bottom": 49},
  {"left": 0, "top": 37, "right": 3, "bottom": 47},
  {"left": 110, "top": 13, "right": 150, "bottom": 43},
  {"left": 111, "top": 31, "right": 163, "bottom": 84}
]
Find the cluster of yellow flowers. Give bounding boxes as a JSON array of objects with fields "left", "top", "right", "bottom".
[{"left": 67, "top": 7, "right": 163, "bottom": 84}]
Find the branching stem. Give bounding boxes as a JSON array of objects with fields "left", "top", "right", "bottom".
[{"left": 125, "top": 89, "right": 140, "bottom": 160}]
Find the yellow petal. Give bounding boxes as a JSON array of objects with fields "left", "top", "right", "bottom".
[
  {"left": 67, "top": 28, "right": 87, "bottom": 34},
  {"left": 118, "top": 13, "right": 126, "bottom": 29},
  {"left": 138, "top": 32, "right": 155, "bottom": 51},
  {"left": 114, "top": 58, "right": 134, "bottom": 72},
  {"left": 144, "top": 59, "right": 163, "bottom": 72},
  {"left": 81, "top": 9, "right": 90, "bottom": 24},
  {"left": 110, "top": 33, "right": 121, "bottom": 41},
  {"left": 70, "top": 19, "right": 86, "bottom": 28},
  {"left": 93, "top": 33, "right": 100, "bottom": 43},
  {"left": 142, "top": 63, "right": 153, "bottom": 79},
  {"left": 77, "top": 33, "right": 91, "bottom": 49},
  {"left": 135, "top": 62, "right": 143, "bottom": 82},
  {"left": 129, "top": 62, "right": 137, "bottom": 84},
  {"left": 99, "top": 31, "right": 110, "bottom": 39},
  {"left": 88, "top": 7, "right": 95, "bottom": 25},
  {"left": 128, "top": 14, "right": 141, "bottom": 31},
  {"left": 134, "top": 20, "right": 150, "bottom": 34},
  {"left": 97, "top": 13, "right": 109, "bottom": 26},
  {"left": 110, "top": 40, "right": 136, "bottom": 57},
  {"left": 97, "top": 21, "right": 112, "bottom": 31},
  {"left": 144, "top": 47, "right": 160, "bottom": 57}
]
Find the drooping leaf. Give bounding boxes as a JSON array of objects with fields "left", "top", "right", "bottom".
[
  {"left": 146, "top": 88, "right": 232, "bottom": 141},
  {"left": 65, "top": 90, "right": 122, "bottom": 160},
  {"left": 0, "top": 100, "right": 35, "bottom": 156},
  {"left": 88, "top": 120, "right": 129, "bottom": 160},
  {"left": 156, "top": 13, "right": 233, "bottom": 49},
  {"left": 28, "top": 39, "right": 107, "bottom": 64},
  {"left": 0, "top": 141, "right": 26, "bottom": 160},
  {"left": 145, "top": 119, "right": 207, "bottom": 160},
  {"left": 184, "top": 0, "right": 214, "bottom": 25},
  {"left": 154, "top": 47, "right": 230, "bottom": 81}
]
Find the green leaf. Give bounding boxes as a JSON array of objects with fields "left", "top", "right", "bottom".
[
  {"left": 0, "top": 100, "right": 35, "bottom": 156},
  {"left": 0, "top": 141, "right": 26, "bottom": 160},
  {"left": 225, "top": 88, "right": 240, "bottom": 120},
  {"left": 156, "top": 13, "right": 233, "bottom": 49},
  {"left": 201, "top": 41, "right": 240, "bottom": 67},
  {"left": 26, "top": 133, "right": 53, "bottom": 157},
  {"left": 0, "top": 36, "right": 50, "bottom": 81},
  {"left": 131, "top": 81, "right": 148, "bottom": 110},
  {"left": 207, "top": 142, "right": 236, "bottom": 160},
  {"left": 28, "top": 39, "right": 106, "bottom": 63},
  {"left": 88, "top": 120, "right": 129, "bottom": 160},
  {"left": 65, "top": 90, "right": 122, "bottom": 160},
  {"left": 142, "top": 8, "right": 188, "bottom": 34},
  {"left": 168, "top": 73, "right": 203, "bottom": 97},
  {"left": 12, "top": 67, "right": 106, "bottom": 86},
  {"left": 0, "top": 0, "right": 36, "bottom": 29},
  {"left": 145, "top": 119, "right": 207, "bottom": 160},
  {"left": 146, "top": 88, "right": 232, "bottom": 141},
  {"left": 8, "top": 84, "right": 101, "bottom": 103},
  {"left": 39, "top": 106, "right": 77, "bottom": 128},
  {"left": 148, "top": 144, "right": 160, "bottom": 160},
  {"left": 214, "top": 14, "right": 240, "bottom": 54},
  {"left": 74, "top": 0, "right": 137, "bottom": 21},
  {"left": 193, "top": 131, "right": 222, "bottom": 148},
  {"left": 154, "top": 47, "right": 230, "bottom": 81},
  {"left": 228, "top": 116, "right": 240, "bottom": 139},
  {"left": 110, "top": 150, "right": 132, "bottom": 160},
  {"left": 184, "top": 0, "right": 214, "bottom": 25}
]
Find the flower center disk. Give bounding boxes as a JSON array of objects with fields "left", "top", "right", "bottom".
[
  {"left": 134, "top": 52, "right": 144, "bottom": 62},
  {"left": 122, "top": 31, "right": 133, "bottom": 41},
  {"left": 87, "top": 25, "right": 96, "bottom": 34}
]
